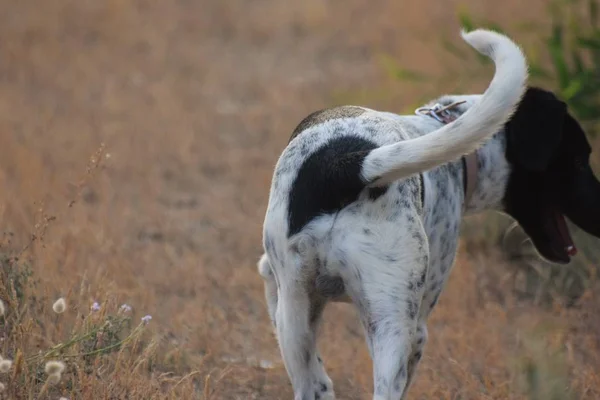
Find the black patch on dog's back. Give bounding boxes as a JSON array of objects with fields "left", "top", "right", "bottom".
[
  {"left": 368, "top": 186, "right": 388, "bottom": 200},
  {"left": 288, "top": 136, "right": 377, "bottom": 236}
]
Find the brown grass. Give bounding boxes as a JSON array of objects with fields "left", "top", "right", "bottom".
[{"left": 0, "top": 0, "right": 599, "bottom": 398}]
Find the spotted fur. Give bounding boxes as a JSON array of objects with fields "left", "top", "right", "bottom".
[
  {"left": 258, "top": 30, "right": 528, "bottom": 400},
  {"left": 289, "top": 106, "right": 367, "bottom": 142}
]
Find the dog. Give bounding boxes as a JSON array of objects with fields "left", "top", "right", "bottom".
[{"left": 258, "top": 29, "right": 600, "bottom": 400}]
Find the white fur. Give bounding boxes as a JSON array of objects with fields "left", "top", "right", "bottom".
[
  {"left": 361, "top": 29, "right": 528, "bottom": 186},
  {"left": 259, "top": 29, "right": 529, "bottom": 400}
]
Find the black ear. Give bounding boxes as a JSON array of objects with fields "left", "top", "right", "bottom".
[
  {"left": 505, "top": 87, "right": 567, "bottom": 171},
  {"left": 562, "top": 112, "right": 592, "bottom": 157}
]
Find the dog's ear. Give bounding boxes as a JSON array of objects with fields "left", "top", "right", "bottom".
[
  {"left": 562, "top": 111, "right": 592, "bottom": 156},
  {"left": 505, "top": 87, "right": 567, "bottom": 171}
]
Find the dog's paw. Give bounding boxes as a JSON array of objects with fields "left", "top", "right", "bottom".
[
  {"left": 313, "top": 381, "right": 335, "bottom": 400},
  {"left": 315, "top": 391, "right": 335, "bottom": 400}
]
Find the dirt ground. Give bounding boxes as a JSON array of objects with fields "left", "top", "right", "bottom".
[{"left": 1, "top": 1, "right": 600, "bottom": 399}]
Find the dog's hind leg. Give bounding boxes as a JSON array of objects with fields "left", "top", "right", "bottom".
[
  {"left": 258, "top": 254, "right": 335, "bottom": 399},
  {"left": 360, "top": 298, "right": 417, "bottom": 400},
  {"left": 346, "top": 251, "right": 427, "bottom": 399},
  {"left": 275, "top": 280, "right": 334, "bottom": 400},
  {"left": 401, "top": 322, "right": 427, "bottom": 399}
]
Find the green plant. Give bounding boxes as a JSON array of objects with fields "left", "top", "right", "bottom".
[
  {"left": 513, "top": 327, "right": 575, "bottom": 400},
  {"left": 383, "top": 0, "right": 600, "bottom": 305},
  {"left": 387, "top": 0, "right": 600, "bottom": 136}
]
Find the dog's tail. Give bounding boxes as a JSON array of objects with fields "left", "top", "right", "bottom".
[{"left": 361, "top": 29, "right": 528, "bottom": 185}]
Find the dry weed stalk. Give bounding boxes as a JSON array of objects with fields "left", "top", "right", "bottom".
[{"left": 0, "top": 145, "right": 206, "bottom": 398}]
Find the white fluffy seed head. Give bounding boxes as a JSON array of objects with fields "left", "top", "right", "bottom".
[
  {"left": 0, "top": 359, "right": 12, "bottom": 373},
  {"left": 52, "top": 298, "right": 66, "bottom": 314},
  {"left": 47, "top": 373, "right": 61, "bottom": 385},
  {"left": 0, "top": 382, "right": 5, "bottom": 392},
  {"left": 44, "top": 360, "right": 65, "bottom": 375}
]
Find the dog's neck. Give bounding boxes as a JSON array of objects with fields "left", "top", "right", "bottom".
[
  {"left": 463, "top": 132, "right": 510, "bottom": 214},
  {"left": 428, "top": 95, "right": 511, "bottom": 214}
]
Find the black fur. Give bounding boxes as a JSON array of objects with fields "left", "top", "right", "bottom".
[
  {"left": 503, "top": 87, "right": 600, "bottom": 263},
  {"left": 505, "top": 87, "right": 567, "bottom": 171},
  {"left": 368, "top": 186, "right": 389, "bottom": 200},
  {"left": 287, "top": 136, "right": 377, "bottom": 236}
]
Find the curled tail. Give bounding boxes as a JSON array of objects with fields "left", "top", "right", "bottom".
[{"left": 361, "top": 29, "right": 529, "bottom": 185}]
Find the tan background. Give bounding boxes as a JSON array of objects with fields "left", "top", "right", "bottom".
[{"left": 2, "top": 1, "right": 599, "bottom": 399}]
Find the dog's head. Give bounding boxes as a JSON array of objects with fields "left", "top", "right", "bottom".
[{"left": 503, "top": 86, "right": 600, "bottom": 264}]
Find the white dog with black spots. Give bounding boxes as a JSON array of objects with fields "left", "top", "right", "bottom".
[{"left": 259, "top": 29, "right": 532, "bottom": 400}]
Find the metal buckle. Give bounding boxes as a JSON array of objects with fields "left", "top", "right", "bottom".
[
  {"left": 415, "top": 103, "right": 444, "bottom": 122},
  {"left": 415, "top": 101, "right": 466, "bottom": 124}
]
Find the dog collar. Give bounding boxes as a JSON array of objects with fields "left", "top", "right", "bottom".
[{"left": 415, "top": 102, "right": 478, "bottom": 209}]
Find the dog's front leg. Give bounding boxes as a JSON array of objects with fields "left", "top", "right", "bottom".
[{"left": 258, "top": 254, "right": 278, "bottom": 328}]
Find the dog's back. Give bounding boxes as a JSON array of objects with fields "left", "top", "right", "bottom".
[{"left": 260, "top": 29, "right": 528, "bottom": 400}]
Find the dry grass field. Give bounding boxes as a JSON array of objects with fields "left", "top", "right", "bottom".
[{"left": 1, "top": 1, "right": 599, "bottom": 399}]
